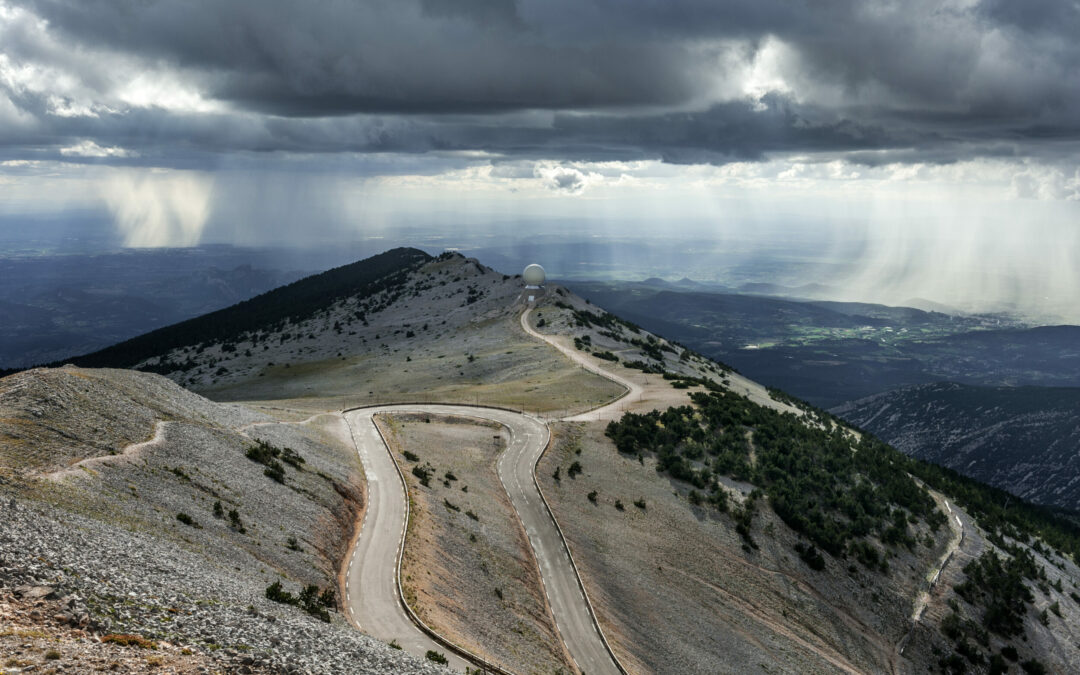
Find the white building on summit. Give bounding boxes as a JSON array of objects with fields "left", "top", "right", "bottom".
[
  {"left": 523, "top": 264, "right": 546, "bottom": 303},
  {"left": 523, "top": 264, "right": 546, "bottom": 288}
]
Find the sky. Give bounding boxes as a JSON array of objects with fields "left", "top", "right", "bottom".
[{"left": 1, "top": 0, "right": 1079, "bottom": 319}]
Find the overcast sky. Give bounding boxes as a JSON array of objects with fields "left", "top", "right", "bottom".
[{"left": 1, "top": 0, "right": 1079, "bottom": 316}]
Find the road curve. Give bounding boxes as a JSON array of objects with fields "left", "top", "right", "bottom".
[
  {"left": 344, "top": 404, "right": 621, "bottom": 675},
  {"left": 519, "top": 307, "right": 638, "bottom": 422},
  {"left": 341, "top": 407, "right": 473, "bottom": 672}
]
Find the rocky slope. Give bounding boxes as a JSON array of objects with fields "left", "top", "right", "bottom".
[
  {"left": 107, "top": 251, "right": 624, "bottom": 414},
  {"left": 833, "top": 382, "right": 1080, "bottom": 509},
  {"left": 0, "top": 366, "right": 446, "bottom": 674}
]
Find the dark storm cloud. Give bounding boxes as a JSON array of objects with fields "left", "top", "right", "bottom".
[{"left": 5, "top": 0, "right": 1080, "bottom": 167}]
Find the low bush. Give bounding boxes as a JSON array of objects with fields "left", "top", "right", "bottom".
[
  {"left": 228, "top": 509, "right": 246, "bottom": 534},
  {"left": 426, "top": 651, "right": 448, "bottom": 665},
  {"left": 412, "top": 464, "right": 433, "bottom": 487},
  {"left": 265, "top": 582, "right": 332, "bottom": 622},
  {"left": 176, "top": 513, "right": 200, "bottom": 529},
  {"left": 567, "top": 461, "right": 582, "bottom": 478},
  {"left": 101, "top": 634, "right": 157, "bottom": 650},
  {"left": 794, "top": 543, "right": 826, "bottom": 571}
]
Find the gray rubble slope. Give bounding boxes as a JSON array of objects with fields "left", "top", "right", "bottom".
[
  {"left": 0, "top": 365, "right": 446, "bottom": 674},
  {"left": 140, "top": 253, "right": 528, "bottom": 392}
]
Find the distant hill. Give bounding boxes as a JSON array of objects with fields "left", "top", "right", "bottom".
[
  {"left": 20, "top": 247, "right": 432, "bottom": 374},
  {"left": 565, "top": 280, "right": 1080, "bottom": 407},
  {"left": 833, "top": 382, "right": 1080, "bottom": 509}
]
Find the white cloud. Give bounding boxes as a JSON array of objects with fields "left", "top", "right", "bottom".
[{"left": 60, "top": 140, "right": 136, "bottom": 158}]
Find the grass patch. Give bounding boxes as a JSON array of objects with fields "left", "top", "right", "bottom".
[{"left": 102, "top": 634, "right": 158, "bottom": 650}]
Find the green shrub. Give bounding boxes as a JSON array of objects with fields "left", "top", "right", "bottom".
[
  {"left": 587, "top": 490, "right": 598, "bottom": 504},
  {"left": 403, "top": 450, "right": 419, "bottom": 462},
  {"left": 956, "top": 550, "right": 1037, "bottom": 638},
  {"left": 265, "top": 581, "right": 295, "bottom": 605},
  {"left": 956, "top": 639, "right": 983, "bottom": 665},
  {"left": 212, "top": 501, "right": 224, "bottom": 519},
  {"left": 1020, "top": 659, "right": 1047, "bottom": 674},
  {"left": 425, "top": 651, "right": 448, "bottom": 665},
  {"left": 633, "top": 498, "right": 646, "bottom": 510},
  {"left": 567, "top": 461, "right": 582, "bottom": 478},
  {"left": 412, "top": 464, "right": 432, "bottom": 487},
  {"left": 229, "top": 509, "right": 246, "bottom": 534},
  {"left": 264, "top": 463, "right": 286, "bottom": 484},
  {"left": 266, "top": 582, "right": 331, "bottom": 622},
  {"left": 280, "top": 447, "right": 305, "bottom": 469},
  {"left": 614, "top": 500, "right": 625, "bottom": 511},
  {"left": 795, "top": 543, "right": 826, "bottom": 571},
  {"left": 176, "top": 513, "right": 200, "bottom": 528},
  {"left": 319, "top": 588, "right": 336, "bottom": 608}
]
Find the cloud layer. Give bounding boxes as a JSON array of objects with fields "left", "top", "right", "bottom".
[{"left": 2, "top": 0, "right": 1079, "bottom": 168}]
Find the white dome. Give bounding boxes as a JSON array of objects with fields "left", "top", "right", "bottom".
[{"left": 523, "top": 263, "right": 546, "bottom": 286}]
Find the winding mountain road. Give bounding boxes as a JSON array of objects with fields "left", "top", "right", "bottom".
[
  {"left": 343, "top": 403, "right": 622, "bottom": 675},
  {"left": 519, "top": 308, "right": 637, "bottom": 422}
]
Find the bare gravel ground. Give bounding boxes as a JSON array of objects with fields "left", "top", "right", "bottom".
[
  {"left": 1, "top": 589, "right": 236, "bottom": 674},
  {"left": 536, "top": 421, "right": 952, "bottom": 675},
  {"left": 379, "top": 414, "right": 574, "bottom": 675}
]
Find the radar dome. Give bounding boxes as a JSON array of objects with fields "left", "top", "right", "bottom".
[{"left": 523, "top": 264, "right": 546, "bottom": 287}]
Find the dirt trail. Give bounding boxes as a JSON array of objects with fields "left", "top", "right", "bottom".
[{"left": 46, "top": 420, "right": 169, "bottom": 482}]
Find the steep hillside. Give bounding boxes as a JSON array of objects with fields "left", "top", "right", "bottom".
[
  {"left": 520, "top": 293, "right": 1080, "bottom": 674},
  {"left": 52, "top": 247, "right": 432, "bottom": 372},
  {"left": 833, "top": 382, "right": 1080, "bottom": 509},
  {"left": 0, "top": 366, "right": 445, "bottom": 674}
]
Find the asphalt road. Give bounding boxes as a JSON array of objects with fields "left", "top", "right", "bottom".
[
  {"left": 519, "top": 307, "right": 637, "bottom": 422},
  {"left": 342, "top": 407, "right": 472, "bottom": 672},
  {"left": 344, "top": 404, "right": 621, "bottom": 675}
]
